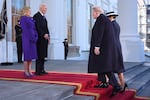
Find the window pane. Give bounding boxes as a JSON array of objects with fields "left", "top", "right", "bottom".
[
  {"left": 12, "top": 0, "right": 25, "bottom": 14},
  {"left": 12, "top": 0, "right": 26, "bottom": 42}
]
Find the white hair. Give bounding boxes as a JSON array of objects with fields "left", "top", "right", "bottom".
[
  {"left": 39, "top": 3, "right": 47, "bottom": 9},
  {"left": 92, "top": 6, "right": 104, "bottom": 14}
]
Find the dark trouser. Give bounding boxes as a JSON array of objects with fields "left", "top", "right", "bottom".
[
  {"left": 98, "top": 72, "right": 120, "bottom": 88},
  {"left": 35, "top": 58, "right": 45, "bottom": 74},
  {"left": 16, "top": 41, "right": 22, "bottom": 62},
  {"left": 64, "top": 47, "right": 68, "bottom": 60}
]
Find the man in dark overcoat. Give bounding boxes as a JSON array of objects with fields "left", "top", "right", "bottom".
[
  {"left": 88, "top": 7, "right": 121, "bottom": 97},
  {"left": 33, "top": 3, "right": 50, "bottom": 75},
  {"left": 63, "top": 38, "right": 69, "bottom": 60},
  {"left": 15, "top": 20, "right": 23, "bottom": 63}
]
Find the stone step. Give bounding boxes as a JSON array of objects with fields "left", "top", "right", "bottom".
[
  {"left": 0, "top": 81, "right": 74, "bottom": 100},
  {"left": 1, "top": 62, "right": 150, "bottom": 99},
  {"left": 0, "top": 80, "right": 95, "bottom": 100},
  {"left": 64, "top": 95, "right": 94, "bottom": 100},
  {"left": 137, "top": 80, "right": 150, "bottom": 97},
  {"left": 123, "top": 63, "right": 150, "bottom": 97},
  {"left": 124, "top": 64, "right": 150, "bottom": 82},
  {"left": 127, "top": 68, "right": 150, "bottom": 92}
]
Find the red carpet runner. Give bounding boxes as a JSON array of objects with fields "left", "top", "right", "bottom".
[{"left": 0, "top": 69, "right": 149, "bottom": 100}]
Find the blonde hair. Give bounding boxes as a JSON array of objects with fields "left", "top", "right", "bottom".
[{"left": 21, "top": 7, "right": 30, "bottom": 16}]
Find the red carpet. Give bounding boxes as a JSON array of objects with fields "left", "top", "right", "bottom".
[{"left": 0, "top": 69, "right": 149, "bottom": 100}]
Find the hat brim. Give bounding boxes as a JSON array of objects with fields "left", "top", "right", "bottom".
[{"left": 106, "top": 14, "right": 118, "bottom": 17}]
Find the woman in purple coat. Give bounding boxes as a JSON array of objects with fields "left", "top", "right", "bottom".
[{"left": 20, "top": 7, "right": 38, "bottom": 78}]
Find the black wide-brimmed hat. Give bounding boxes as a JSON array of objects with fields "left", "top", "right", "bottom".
[{"left": 105, "top": 11, "right": 118, "bottom": 17}]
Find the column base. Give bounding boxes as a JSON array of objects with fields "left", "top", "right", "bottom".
[
  {"left": 121, "top": 39, "right": 145, "bottom": 62},
  {"left": 48, "top": 42, "right": 64, "bottom": 60},
  {"left": 0, "top": 41, "right": 14, "bottom": 63}
]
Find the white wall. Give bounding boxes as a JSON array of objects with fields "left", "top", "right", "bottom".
[{"left": 30, "top": 0, "right": 42, "bottom": 16}]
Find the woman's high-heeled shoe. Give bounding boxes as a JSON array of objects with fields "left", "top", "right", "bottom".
[
  {"left": 24, "top": 72, "right": 32, "bottom": 78},
  {"left": 29, "top": 72, "right": 34, "bottom": 77},
  {"left": 120, "top": 83, "right": 128, "bottom": 93}
]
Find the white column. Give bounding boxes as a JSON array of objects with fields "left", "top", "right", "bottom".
[
  {"left": 30, "top": 0, "right": 42, "bottom": 16},
  {"left": 118, "top": 0, "right": 145, "bottom": 62},
  {"left": 75, "top": 0, "right": 88, "bottom": 50},
  {"left": 0, "top": 0, "right": 4, "bottom": 11},
  {"left": 41, "top": 0, "right": 66, "bottom": 60}
]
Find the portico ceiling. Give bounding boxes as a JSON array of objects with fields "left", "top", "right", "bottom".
[
  {"left": 144, "top": 0, "right": 150, "bottom": 5},
  {"left": 138, "top": 0, "right": 150, "bottom": 6}
]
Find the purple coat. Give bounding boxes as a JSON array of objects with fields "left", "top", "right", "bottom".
[{"left": 20, "top": 16, "right": 38, "bottom": 61}]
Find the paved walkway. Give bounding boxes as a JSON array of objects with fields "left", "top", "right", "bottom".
[{"left": 0, "top": 60, "right": 142, "bottom": 73}]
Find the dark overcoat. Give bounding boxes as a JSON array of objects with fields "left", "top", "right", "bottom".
[
  {"left": 112, "top": 20, "right": 125, "bottom": 73},
  {"left": 88, "top": 14, "right": 117, "bottom": 73},
  {"left": 20, "top": 16, "right": 38, "bottom": 61},
  {"left": 15, "top": 24, "right": 22, "bottom": 42},
  {"left": 33, "top": 12, "right": 49, "bottom": 59}
]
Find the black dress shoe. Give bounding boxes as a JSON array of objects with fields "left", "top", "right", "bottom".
[
  {"left": 35, "top": 72, "right": 42, "bottom": 76},
  {"left": 94, "top": 82, "right": 109, "bottom": 88},
  {"left": 110, "top": 87, "right": 121, "bottom": 97},
  {"left": 18, "top": 61, "right": 23, "bottom": 63},
  {"left": 41, "top": 71, "right": 48, "bottom": 75}
]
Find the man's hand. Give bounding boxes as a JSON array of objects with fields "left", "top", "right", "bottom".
[
  {"left": 44, "top": 34, "right": 50, "bottom": 44},
  {"left": 44, "top": 34, "right": 49, "bottom": 40},
  {"left": 94, "top": 47, "right": 100, "bottom": 55}
]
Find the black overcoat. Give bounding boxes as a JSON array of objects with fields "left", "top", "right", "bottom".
[
  {"left": 15, "top": 24, "right": 22, "bottom": 42},
  {"left": 88, "top": 14, "right": 117, "bottom": 73},
  {"left": 112, "top": 20, "right": 125, "bottom": 73},
  {"left": 33, "top": 12, "right": 49, "bottom": 59}
]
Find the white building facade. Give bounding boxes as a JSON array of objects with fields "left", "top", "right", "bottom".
[{"left": 0, "top": 0, "right": 145, "bottom": 63}]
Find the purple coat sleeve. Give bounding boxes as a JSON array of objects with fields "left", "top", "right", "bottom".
[{"left": 20, "top": 16, "right": 38, "bottom": 43}]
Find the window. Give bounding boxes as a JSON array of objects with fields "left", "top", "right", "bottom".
[
  {"left": 147, "top": 15, "right": 150, "bottom": 23},
  {"left": 147, "top": 27, "right": 150, "bottom": 33},
  {"left": 12, "top": 0, "right": 26, "bottom": 42},
  {"left": 67, "top": 0, "right": 73, "bottom": 44}
]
